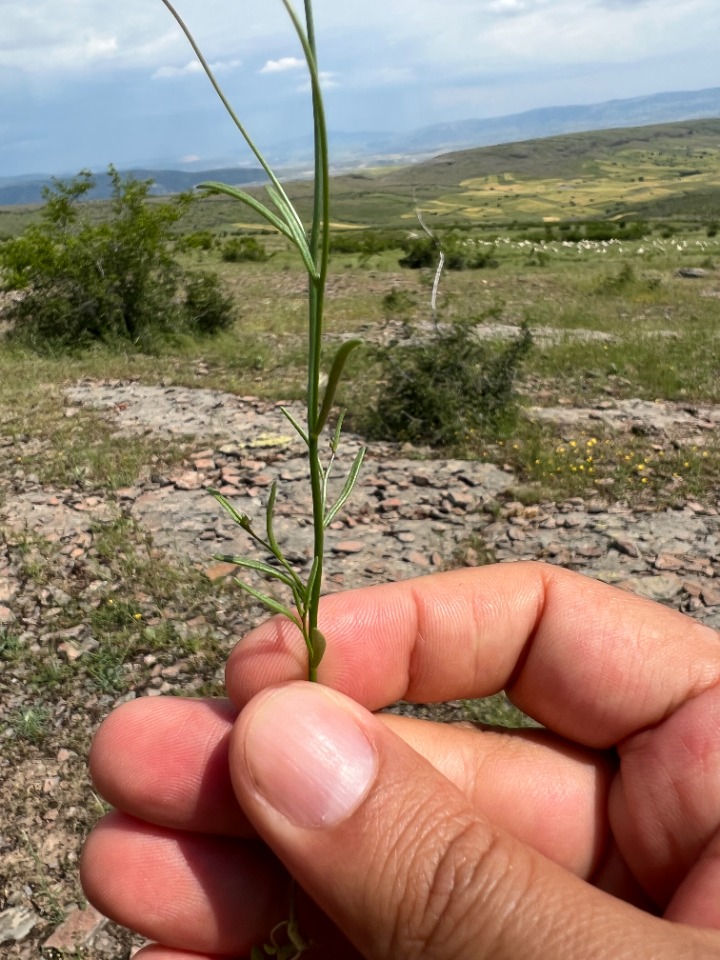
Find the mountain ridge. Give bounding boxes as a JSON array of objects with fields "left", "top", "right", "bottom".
[{"left": 1, "top": 85, "right": 719, "bottom": 206}]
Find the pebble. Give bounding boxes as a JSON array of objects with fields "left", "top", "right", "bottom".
[
  {"left": 42, "top": 905, "right": 106, "bottom": 953},
  {"left": 0, "top": 905, "right": 38, "bottom": 944},
  {"left": 3, "top": 381, "right": 720, "bottom": 647}
]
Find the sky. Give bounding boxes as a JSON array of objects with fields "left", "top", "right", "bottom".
[{"left": 0, "top": 0, "right": 718, "bottom": 177}]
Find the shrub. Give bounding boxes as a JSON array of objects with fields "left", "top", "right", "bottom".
[
  {"left": 398, "top": 236, "right": 436, "bottom": 269},
  {"left": 183, "top": 271, "right": 235, "bottom": 335},
  {"left": 381, "top": 288, "right": 415, "bottom": 322},
  {"left": 0, "top": 166, "right": 229, "bottom": 351},
  {"left": 329, "top": 229, "right": 405, "bottom": 256},
  {"left": 221, "top": 236, "right": 269, "bottom": 262},
  {"left": 180, "top": 230, "right": 215, "bottom": 251},
  {"left": 361, "top": 320, "right": 532, "bottom": 448}
]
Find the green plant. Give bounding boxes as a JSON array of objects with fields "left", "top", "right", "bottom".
[
  {"left": 398, "top": 235, "right": 436, "bottom": 269},
  {"left": 363, "top": 320, "right": 532, "bottom": 448},
  {"left": 159, "top": 3, "right": 367, "bottom": 950},
  {"left": 6, "top": 704, "right": 52, "bottom": 742},
  {"left": 221, "top": 235, "right": 270, "bottom": 262},
  {"left": 183, "top": 270, "right": 236, "bottom": 335},
  {"left": 0, "top": 166, "right": 230, "bottom": 351}
]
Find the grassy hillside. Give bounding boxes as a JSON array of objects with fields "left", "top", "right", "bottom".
[{"left": 2, "top": 118, "right": 720, "bottom": 238}]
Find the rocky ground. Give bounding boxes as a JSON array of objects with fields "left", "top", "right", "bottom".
[{"left": 1, "top": 380, "right": 720, "bottom": 957}]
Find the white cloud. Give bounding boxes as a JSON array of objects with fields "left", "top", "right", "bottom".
[
  {"left": 295, "top": 70, "right": 339, "bottom": 94},
  {"left": 153, "top": 59, "right": 203, "bottom": 79},
  {"left": 152, "top": 56, "right": 241, "bottom": 80},
  {"left": 486, "top": 0, "right": 530, "bottom": 12},
  {"left": 260, "top": 57, "right": 304, "bottom": 74}
]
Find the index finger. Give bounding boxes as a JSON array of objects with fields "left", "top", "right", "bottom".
[{"left": 226, "top": 562, "right": 720, "bottom": 747}]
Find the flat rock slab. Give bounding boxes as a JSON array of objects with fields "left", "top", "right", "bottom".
[
  {"left": 528, "top": 398, "right": 720, "bottom": 438},
  {"left": 1, "top": 494, "right": 120, "bottom": 540},
  {"left": 53, "top": 383, "right": 720, "bottom": 630}
]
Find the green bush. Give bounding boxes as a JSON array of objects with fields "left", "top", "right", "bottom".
[
  {"left": 361, "top": 320, "right": 533, "bottom": 448},
  {"left": 183, "top": 271, "right": 235, "bottom": 335},
  {"left": 0, "top": 166, "right": 230, "bottom": 351},
  {"left": 221, "top": 236, "right": 269, "bottom": 262},
  {"left": 329, "top": 229, "right": 405, "bottom": 256},
  {"left": 398, "top": 237, "right": 436, "bottom": 269},
  {"left": 399, "top": 234, "right": 498, "bottom": 271},
  {"left": 179, "top": 230, "right": 215, "bottom": 251}
]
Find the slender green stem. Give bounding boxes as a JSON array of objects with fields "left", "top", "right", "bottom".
[{"left": 171, "top": 0, "right": 363, "bottom": 693}]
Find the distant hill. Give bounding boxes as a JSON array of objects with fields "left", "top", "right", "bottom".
[
  {"left": 3, "top": 118, "right": 720, "bottom": 230},
  {"left": 384, "top": 86, "right": 720, "bottom": 156},
  {"left": 0, "top": 166, "right": 265, "bottom": 207},
  {"left": 1, "top": 85, "right": 719, "bottom": 207},
  {"left": 264, "top": 86, "right": 720, "bottom": 164},
  {"left": 366, "top": 118, "right": 720, "bottom": 225}
]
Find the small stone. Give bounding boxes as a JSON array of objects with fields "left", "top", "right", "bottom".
[
  {"left": 701, "top": 583, "right": 720, "bottom": 607},
  {"left": 173, "top": 471, "right": 202, "bottom": 491},
  {"left": 0, "top": 905, "right": 38, "bottom": 944},
  {"left": 379, "top": 498, "right": 402, "bottom": 512},
  {"left": 654, "top": 553, "right": 683, "bottom": 571},
  {"left": 396, "top": 532, "right": 416, "bottom": 543},
  {"left": 407, "top": 550, "right": 430, "bottom": 567},
  {"left": 611, "top": 536, "right": 641, "bottom": 558},
  {"left": 205, "top": 561, "right": 238, "bottom": 581},
  {"left": 194, "top": 457, "right": 215, "bottom": 471},
  {"left": 0, "top": 605, "right": 15, "bottom": 624},
  {"left": 115, "top": 487, "right": 140, "bottom": 500},
  {"left": 411, "top": 472, "right": 431, "bottom": 487},
  {"left": 617, "top": 575, "right": 683, "bottom": 602},
  {"left": 683, "top": 579, "right": 703, "bottom": 598},
  {"left": 42, "top": 905, "right": 107, "bottom": 953},
  {"left": 576, "top": 542, "right": 603, "bottom": 558},
  {"left": 677, "top": 267, "right": 708, "bottom": 279},
  {"left": 0, "top": 578, "right": 20, "bottom": 603},
  {"left": 448, "top": 491, "right": 474, "bottom": 510},
  {"left": 333, "top": 540, "right": 364, "bottom": 554},
  {"left": 57, "top": 640, "right": 84, "bottom": 662}
]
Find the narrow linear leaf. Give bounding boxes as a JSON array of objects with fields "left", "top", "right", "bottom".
[
  {"left": 265, "top": 480, "right": 279, "bottom": 547},
  {"left": 199, "top": 182, "right": 295, "bottom": 242},
  {"left": 331, "top": 409, "right": 346, "bottom": 454},
  {"left": 200, "top": 183, "right": 318, "bottom": 280},
  {"left": 279, "top": 406, "right": 309, "bottom": 445},
  {"left": 265, "top": 184, "right": 307, "bottom": 248},
  {"left": 216, "top": 554, "right": 297, "bottom": 590},
  {"left": 324, "top": 447, "right": 366, "bottom": 527},
  {"left": 305, "top": 556, "right": 321, "bottom": 607},
  {"left": 263, "top": 184, "right": 318, "bottom": 276},
  {"left": 315, "top": 339, "right": 361, "bottom": 435},
  {"left": 264, "top": 483, "right": 306, "bottom": 591},
  {"left": 232, "top": 578, "right": 303, "bottom": 628},
  {"left": 209, "top": 488, "right": 251, "bottom": 530}
]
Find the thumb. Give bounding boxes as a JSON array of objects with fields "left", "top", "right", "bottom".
[{"left": 230, "top": 682, "right": 701, "bottom": 960}]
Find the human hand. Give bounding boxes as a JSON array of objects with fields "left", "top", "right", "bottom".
[{"left": 81, "top": 563, "right": 720, "bottom": 959}]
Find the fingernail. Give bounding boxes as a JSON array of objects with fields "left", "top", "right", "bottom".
[{"left": 243, "top": 684, "right": 377, "bottom": 828}]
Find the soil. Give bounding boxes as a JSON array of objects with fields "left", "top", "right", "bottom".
[{"left": 1, "top": 380, "right": 719, "bottom": 958}]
